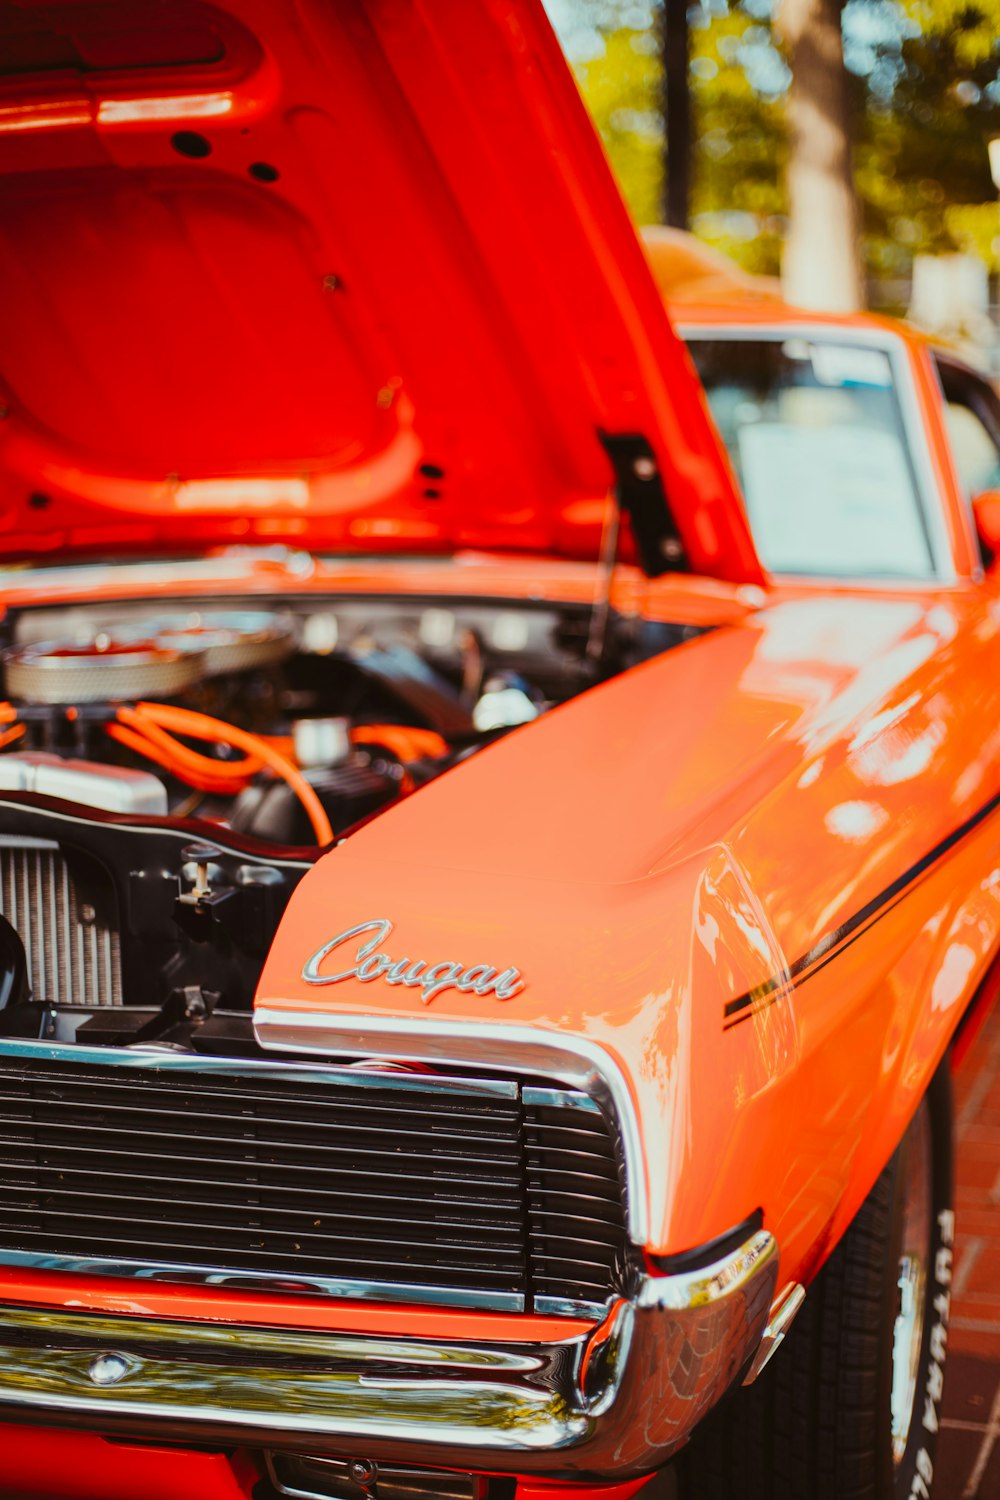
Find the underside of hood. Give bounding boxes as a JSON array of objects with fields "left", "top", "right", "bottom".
[{"left": 0, "top": 0, "right": 761, "bottom": 581}]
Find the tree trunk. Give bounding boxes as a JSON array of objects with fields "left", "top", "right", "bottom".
[
  {"left": 776, "top": 0, "right": 863, "bottom": 310},
  {"left": 661, "top": 0, "right": 691, "bottom": 230}
]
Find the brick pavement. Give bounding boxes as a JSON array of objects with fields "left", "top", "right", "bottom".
[{"left": 937, "top": 1000, "right": 1000, "bottom": 1496}]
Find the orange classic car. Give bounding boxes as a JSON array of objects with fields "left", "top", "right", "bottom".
[{"left": 0, "top": 4, "right": 997, "bottom": 1500}]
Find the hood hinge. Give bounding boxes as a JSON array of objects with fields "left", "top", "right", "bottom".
[{"left": 587, "top": 432, "right": 689, "bottom": 667}]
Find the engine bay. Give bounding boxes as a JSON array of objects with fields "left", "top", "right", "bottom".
[
  {"left": 0, "top": 598, "right": 586, "bottom": 845},
  {"left": 0, "top": 588, "right": 694, "bottom": 1051}
]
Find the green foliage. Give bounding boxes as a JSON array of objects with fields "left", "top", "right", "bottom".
[
  {"left": 858, "top": 1, "right": 1000, "bottom": 270},
  {"left": 571, "top": 27, "right": 664, "bottom": 227},
  {"left": 906, "top": 0, "right": 1000, "bottom": 67},
  {"left": 548, "top": 0, "right": 1000, "bottom": 281},
  {"left": 688, "top": 7, "right": 787, "bottom": 274}
]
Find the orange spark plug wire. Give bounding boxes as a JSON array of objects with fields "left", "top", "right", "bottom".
[
  {"left": 350, "top": 725, "right": 448, "bottom": 762},
  {"left": 115, "top": 705, "right": 262, "bottom": 786},
  {"left": 107, "top": 723, "right": 255, "bottom": 797},
  {"left": 118, "top": 702, "right": 334, "bottom": 846}
]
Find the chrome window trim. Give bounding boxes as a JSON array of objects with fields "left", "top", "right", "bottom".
[
  {"left": 253, "top": 1007, "right": 649, "bottom": 1245},
  {"left": 680, "top": 321, "right": 958, "bottom": 587},
  {"left": 929, "top": 347, "right": 999, "bottom": 581}
]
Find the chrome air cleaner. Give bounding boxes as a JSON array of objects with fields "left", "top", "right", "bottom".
[
  {"left": 130, "top": 610, "right": 295, "bottom": 675},
  {"left": 2, "top": 637, "right": 206, "bottom": 704}
]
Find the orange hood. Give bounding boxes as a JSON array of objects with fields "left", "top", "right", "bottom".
[{"left": 0, "top": 0, "right": 760, "bottom": 581}]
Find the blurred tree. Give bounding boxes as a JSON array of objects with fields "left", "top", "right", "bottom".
[
  {"left": 776, "top": 0, "right": 863, "bottom": 308},
  {"left": 547, "top": 0, "right": 1000, "bottom": 291},
  {"left": 661, "top": 0, "right": 691, "bottom": 226},
  {"left": 687, "top": 5, "right": 787, "bottom": 274},
  {"left": 858, "top": 0, "right": 1000, "bottom": 280}
]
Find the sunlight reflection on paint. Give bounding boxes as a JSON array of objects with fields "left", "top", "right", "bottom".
[
  {"left": 0, "top": 103, "right": 91, "bottom": 132},
  {"left": 825, "top": 800, "right": 890, "bottom": 841},
  {"left": 97, "top": 93, "right": 234, "bottom": 124},
  {"left": 931, "top": 943, "right": 977, "bottom": 1012}
]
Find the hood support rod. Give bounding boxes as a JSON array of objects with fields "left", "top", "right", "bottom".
[
  {"left": 586, "top": 485, "right": 621, "bottom": 668},
  {"left": 587, "top": 432, "right": 689, "bottom": 668}
]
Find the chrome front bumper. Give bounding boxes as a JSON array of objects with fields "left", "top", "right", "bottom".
[{"left": 0, "top": 1230, "right": 777, "bottom": 1478}]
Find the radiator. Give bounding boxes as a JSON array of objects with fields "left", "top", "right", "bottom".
[{"left": 0, "top": 839, "right": 122, "bottom": 1007}]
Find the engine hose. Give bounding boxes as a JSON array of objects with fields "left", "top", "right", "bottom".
[{"left": 115, "top": 703, "right": 334, "bottom": 846}]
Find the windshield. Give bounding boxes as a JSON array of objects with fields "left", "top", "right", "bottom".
[{"left": 685, "top": 334, "right": 937, "bottom": 580}]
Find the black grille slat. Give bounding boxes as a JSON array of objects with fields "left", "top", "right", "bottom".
[
  {"left": 0, "top": 1227, "right": 521, "bottom": 1285},
  {"left": 0, "top": 1208, "right": 525, "bottom": 1274},
  {"left": 0, "top": 1141, "right": 521, "bottom": 1195},
  {"left": 0, "top": 1088, "right": 522, "bottom": 1144},
  {"left": 0, "top": 1070, "right": 517, "bottom": 1116},
  {"left": 0, "top": 1189, "right": 527, "bottom": 1253},
  {"left": 524, "top": 1101, "right": 628, "bottom": 1308},
  {"left": 0, "top": 1080, "right": 524, "bottom": 1134},
  {"left": 0, "top": 1055, "right": 629, "bottom": 1314},
  {"left": 0, "top": 1158, "right": 524, "bottom": 1221},
  {"left": 1, "top": 1120, "right": 521, "bottom": 1183},
  {"left": 0, "top": 1149, "right": 523, "bottom": 1212}
]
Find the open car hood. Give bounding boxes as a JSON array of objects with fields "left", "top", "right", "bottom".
[{"left": 0, "top": 0, "right": 761, "bottom": 581}]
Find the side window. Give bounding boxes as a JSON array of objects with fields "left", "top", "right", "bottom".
[
  {"left": 935, "top": 356, "right": 1000, "bottom": 502},
  {"left": 685, "top": 334, "right": 937, "bottom": 580}
]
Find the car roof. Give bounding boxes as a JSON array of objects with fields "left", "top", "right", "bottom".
[{"left": 640, "top": 227, "right": 943, "bottom": 356}]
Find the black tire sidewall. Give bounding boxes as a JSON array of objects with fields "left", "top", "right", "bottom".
[{"left": 893, "top": 1062, "right": 954, "bottom": 1500}]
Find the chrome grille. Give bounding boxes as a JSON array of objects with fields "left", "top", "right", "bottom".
[
  {"left": 0, "top": 1047, "right": 629, "bottom": 1316},
  {"left": 525, "top": 1097, "right": 628, "bottom": 1312},
  {"left": 0, "top": 840, "right": 122, "bottom": 1006}
]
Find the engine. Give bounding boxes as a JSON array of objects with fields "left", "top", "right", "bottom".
[
  {"left": 2, "top": 610, "right": 417, "bottom": 845},
  {"left": 0, "top": 592, "right": 640, "bottom": 1048}
]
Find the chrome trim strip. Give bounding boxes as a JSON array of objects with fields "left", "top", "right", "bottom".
[
  {"left": 637, "top": 1228, "right": 775, "bottom": 1311},
  {"left": 742, "top": 1280, "right": 806, "bottom": 1385},
  {"left": 521, "top": 1087, "right": 601, "bottom": 1114},
  {"left": 0, "top": 1230, "right": 778, "bottom": 1477},
  {"left": 0, "top": 1250, "right": 526, "bottom": 1313},
  {"left": 533, "top": 1295, "right": 608, "bottom": 1319},
  {"left": 253, "top": 1009, "right": 649, "bottom": 1244},
  {"left": 0, "top": 1036, "right": 519, "bottom": 1100}
]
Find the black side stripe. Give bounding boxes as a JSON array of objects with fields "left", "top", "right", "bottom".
[{"left": 723, "top": 783, "right": 1000, "bottom": 1028}]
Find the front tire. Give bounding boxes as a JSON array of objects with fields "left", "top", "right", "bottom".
[{"left": 678, "top": 1062, "right": 954, "bottom": 1500}]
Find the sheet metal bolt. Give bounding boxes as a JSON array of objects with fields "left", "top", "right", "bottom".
[
  {"left": 88, "top": 1352, "right": 131, "bottom": 1386},
  {"left": 376, "top": 376, "right": 402, "bottom": 409},
  {"left": 348, "top": 1460, "right": 377, "bottom": 1487},
  {"left": 80, "top": 903, "right": 96, "bottom": 925},
  {"left": 633, "top": 456, "right": 657, "bottom": 481}
]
